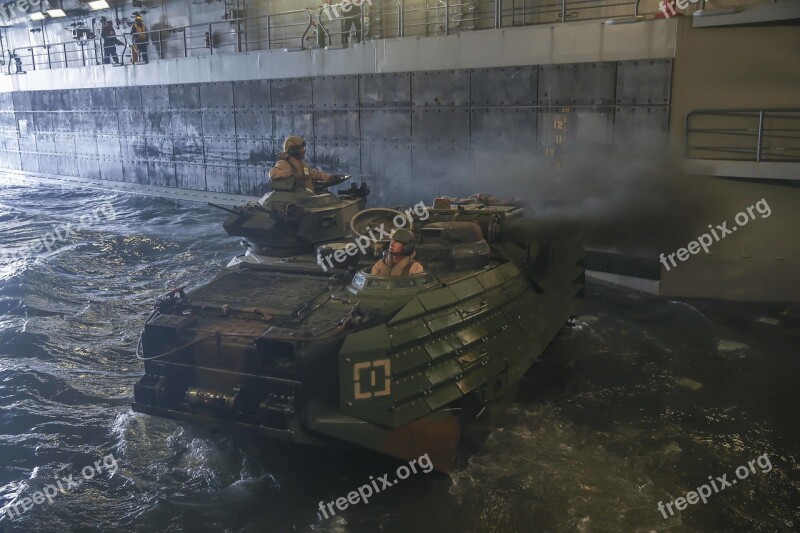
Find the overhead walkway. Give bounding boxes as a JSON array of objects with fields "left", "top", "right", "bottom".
[
  {"left": 4, "top": 0, "right": 794, "bottom": 76},
  {"left": 684, "top": 108, "right": 800, "bottom": 181},
  {"left": 691, "top": 0, "right": 800, "bottom": 27},
  {"left": 1, "top": 0, "right": 681, "bottom": 75}
]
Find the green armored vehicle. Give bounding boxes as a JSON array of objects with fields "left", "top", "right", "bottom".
[{"left": 132, "top": 175, "right": 584, "bottom": 471}]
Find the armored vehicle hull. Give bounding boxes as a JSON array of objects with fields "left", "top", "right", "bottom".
[{"left": 132, "top": 188, "right": 583, "bottom": 471}]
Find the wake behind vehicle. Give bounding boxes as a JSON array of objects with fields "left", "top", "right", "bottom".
[{"left": 132, "top": 175, "right": 584, "bottom": 470}]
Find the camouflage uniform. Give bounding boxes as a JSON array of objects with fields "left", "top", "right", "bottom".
[
  {"left": 370, "top": 254, "right": 424, "bottom": 276},
  {"left": 370, "top": 229, "right": 424, "bottom": 276},
  {"left": 269, "top": 136, "right": 331, "bottom": 192}
]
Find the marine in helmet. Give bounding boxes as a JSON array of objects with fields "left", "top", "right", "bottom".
[
  {"left": 370, "top": 229, "right": 424, "bottom": 276},
  {"left": 269, "top": 136, "right": 333, "bottom": 192}
]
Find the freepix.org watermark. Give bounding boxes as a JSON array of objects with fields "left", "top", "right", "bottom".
[
  {"left": 658, "top": 0, "right": 695, "bottom": 18},
  {"left": 0, "top": 0, "right": 51, "bottom": 25},
  {"left": 322, "top": 0, "right": 372, "bottom": 21},
  {"left": 2, "top": 453, "right": 119, "bottom": 521},
  {"left": 0, "top": 203, "right": 117, "bottom": 262},
  {"left": 318, "top": 452, "right": 434, "bottom": 520},
  {"left": 659, "top": 198, "right": 771, "bottom": 272},
  {"left": 317, "top": 201, "right": 429, "bottom": 272},
  {"left": 657, "top": 453, "right": 773, "bottom": 519}
]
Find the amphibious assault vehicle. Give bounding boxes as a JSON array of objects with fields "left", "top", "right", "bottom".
[{"left": 132, "top": 175, "right": 584, "bottom": 471}]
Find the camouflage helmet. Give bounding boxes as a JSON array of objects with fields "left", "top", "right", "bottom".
[
  {"left": 392, "top": 228, "right": 415, "bottom": 244},
  {"left": 391, "top": 228, "right": 416, "bottom": 255},
  {"left": 283, "top": 136, "right": 306, "bottom": 154}
]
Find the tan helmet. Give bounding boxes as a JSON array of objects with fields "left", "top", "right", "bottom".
[{"left": 283, "top": 136, "right": 306, "bottom": 157}]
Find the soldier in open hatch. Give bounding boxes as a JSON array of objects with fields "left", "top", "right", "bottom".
[
  {"left": 370, "top": 228, "right": 425, "bottom": 276},
  {"left": 269, "top": 136, "right": 334, "bottom": 192}
]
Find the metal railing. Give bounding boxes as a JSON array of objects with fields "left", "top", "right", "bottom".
[
  {"left": 685, "top": 108, "right": 800, "bottom": 163},
  {"left": 7, "top": 34, "right": 126, "bottom": 73},
  {"left": 5, "top": 0, "right": 668, "bottom": 74}
]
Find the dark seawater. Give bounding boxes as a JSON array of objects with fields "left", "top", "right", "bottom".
[{"left": 0, "top": 182, "right": 798, "bottom": 533}]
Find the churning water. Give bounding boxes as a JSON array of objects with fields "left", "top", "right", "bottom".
[{"left": 0, "top": 182, "right": 798, "bottom": 532}]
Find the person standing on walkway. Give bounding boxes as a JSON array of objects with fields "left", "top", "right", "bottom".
[
  {"left": 130, "top": 15, "right": 149, "bottom": 64},
  {"left": 341, "top": 1, "right": 362, "bottom": 45},
  {"left": 101, "top": 18, "right": 122, "bottom": 65}
]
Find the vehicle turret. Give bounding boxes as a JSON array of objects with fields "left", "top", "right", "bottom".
[{"left": 216, "top": 175, "right": 368, "bottom": 256}]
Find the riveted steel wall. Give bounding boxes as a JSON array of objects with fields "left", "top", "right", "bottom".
[
  {"left": 360, "top": 73, "right": 411, "bottom": 107},
  {"left": 412, "top": 108, "right": 470, "bottom": 145},
  {"left": 0, "top": 92, "right": 17, "bottom": 170},
  {"left": 538, "top": 62, "right": 617, "bottom": 106},
  {"left": 0, "top": 93, "right": 12, "bottom": 109},
  {"left": 69, "top": 89, "right": 92, "bottom": 111},
  {"left": 141, "top": 86, "right": 171, "bottom": 185},
  {"left": 313, "top": 76, "right": 359, "bottom": 109},
  {"left": 198, "top": 82, "right": 239, "bottom": 193},
  {"left": 234, "top": 78, "right": 274, "bottom": 195},
  {"left": 537, "top": 108, "right": 616, "bottom": 147},
  {"left": 357, "top": 72, "right": 413, "bottom": 204},
  {"left": 471, "top": 107, "right": 537, "bottom": 147},
  {"left": 616, "top": 59, "right": 672, "bottom": 106},
  {"left": 236, "top": 109, "right": 273, "bottom": 139},
  {"left": 274, "top": 110, "right": 313, "bottom": 142},
  {"left": 471, "top": 66, "right": 538, "bottom": 107},
  {"left": 361, "top": 142, "right": 412, "bottom": 205},
  {"left": 614, "top": 59, "right": 672, "bottom": 150},
  {"left": 0, "top": 59, "right": 672, "bottom": 200},
  {"left": 412, "top": 70, "right": 470, "bottom": 107},
  {"left": 614, "top": 106, "right": 670, "bottom": 150},
  {"left": 233, "top": 80, "right": 270, "bottom": 109},
  {"left": 315, "top": 141, "right": 361, "bottom": 174},
  {"left": 361, "top": 109, "right": 411, "bottom": 143},
  {"left": 314, "top": 110, "right": 360, "bottom": 141},
  {"left": 169, "top": 83, "right": 205, "bottom": 190},
  {"left": 200, "top": 83, "right": 234, "bottom": 109},
  {"left": 272, "top": 78, "right": 313, "bottom": 108}
]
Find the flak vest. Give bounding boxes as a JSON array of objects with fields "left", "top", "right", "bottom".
[
  {"left": 372, "top": 255, "right": 416, "bottom": 276},
  {"left": 283, "top": 157, "right": 314, "bottom": 191},
  {"left": 132, "top": 23, "right": 147, "bottom": 43}
]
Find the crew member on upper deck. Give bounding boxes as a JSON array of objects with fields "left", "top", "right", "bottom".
[
  {"left": 269, "top": 136, "right": 332, "bottom": 192},
  {"left": 130, "top": 15, "right": 149, "bottom": 64},
  {"left": 370, "top": 229, "right": 425, "bottom": 276}
]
